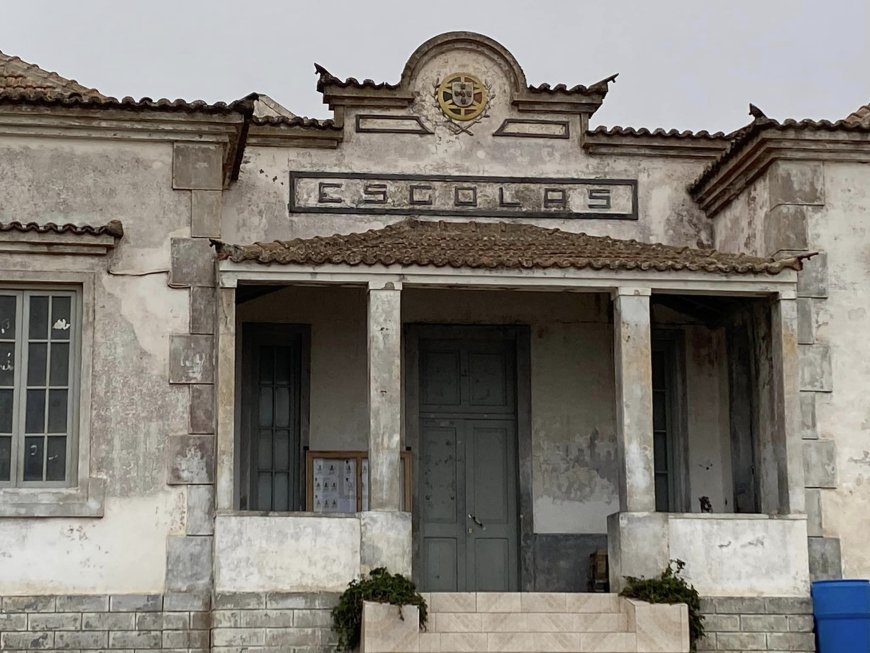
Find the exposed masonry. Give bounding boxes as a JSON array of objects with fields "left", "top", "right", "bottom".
[
  {"left": 698, "top": 596, "right": 815, "bottom": 652},
  {"left": 0, "top": 593, "right": 210, "bottom": 652},
  {"left": 764, "top": 161, "right": 841, "bottom": 580},
  {"left": 0, "top": 592, "right": 338, "bottom": 653},
  {"left": 210, "top": 592, "right": 338, "bottom": 653},
  {"left": 163, "top": 144, "right": 223, "bottom": 599}
]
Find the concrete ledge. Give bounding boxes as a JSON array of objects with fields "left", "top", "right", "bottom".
[
  {"left": 214, "top": 514, "right": 361, "bottom": 592},
  {"left": 609, "top": 512, "right": 810, "bottom": 597}
]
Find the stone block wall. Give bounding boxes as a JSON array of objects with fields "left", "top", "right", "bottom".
[
  {"left": 211, "top": 592, "right": 338, "bottom": 653},
  {"left": 698, "top": 596, "right": 814, "bottom": 652},
  {"left": 0, "top": 593, "right": 210, "bottom": 652},
  {"left": 0, "top": 592, "right": 339, "bottom": 652}
]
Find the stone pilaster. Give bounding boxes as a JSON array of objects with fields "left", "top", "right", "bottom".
[
  {"left": 367, "top": 281, "right": 403, "bottom": 512},
  {"left": 612, "top": 288, "right": 655, "bottom": 513}
]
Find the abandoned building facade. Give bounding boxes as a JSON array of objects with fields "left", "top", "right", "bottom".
[{"left": 0, "top": 32, "right": 869, "bottom": 652}]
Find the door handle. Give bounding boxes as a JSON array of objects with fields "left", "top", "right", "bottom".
[{"left": 467, "top": 513, "right": 486, "bottom": 530}]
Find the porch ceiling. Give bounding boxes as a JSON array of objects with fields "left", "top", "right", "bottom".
[{"left": 212, "top": 218, "right": 810, "bottom": 275}]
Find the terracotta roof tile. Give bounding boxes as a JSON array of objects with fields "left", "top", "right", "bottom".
[
  {"left": 0, "top": 90, "right": 258, "bottom": 115},
  {"left": 689, "top": 117, "right": 870, "bottom": 195},
  {"left": 0, "top": 50, "right": 104, "bottom": 98},
  {"left": 0, "top": 219, "right": 124, "bottom": 238},
  {"left": 213, "top": 219, "right": 806, "bottom": 275},
  {"left": 251, "top": 114, "right": 339, "bottom": 130},
  {"left": 587, "top": 125, "right": 729, "bottom": 140},
  {"left": 845, "top": 102, "right": 870, "bottom": 126},
  {"left": 314, "top": 64, "right": 400, "bottom": 93}
]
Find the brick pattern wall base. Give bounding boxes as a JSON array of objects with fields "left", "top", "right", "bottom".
[
  {"left": 0, "top": 592, "right": 339, "bottom": 653},
  {"left": 698, "top": 596, "right": 815, "bottom": 652}
]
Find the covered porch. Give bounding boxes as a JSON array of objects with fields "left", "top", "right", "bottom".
[{"left": 210, "top": 220, "right": 810, "bottom": 598}]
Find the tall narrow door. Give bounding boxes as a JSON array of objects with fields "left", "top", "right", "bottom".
[{"left": 418, "top": 335, "right": 519, "bottom": 591}]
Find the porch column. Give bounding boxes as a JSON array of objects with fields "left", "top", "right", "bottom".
[
  {"left": 215, "top": 286, "right": 236, "bottom": 511},
  {"left": 612, "top": 287, "right": 655, "bottom": 512},
  {"left": 367, "top": 281, "right": 403, "bottom": 511},
  {"left": 772, "top": 291, "right": 806, "bottom": 513}
]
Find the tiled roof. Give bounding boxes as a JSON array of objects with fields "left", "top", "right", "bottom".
[
  {"left": 689, "top": 117, "right": 870, "bottom": 195},
  {"left": 0, "top": 90, "right": 257, "bottom": 115},
  {"left": 213, "top": 219, "right": 806, "bottom": 275},
  {"left": 251, "top": 115, "right": 339, "bottom": 130},
  {"left": 845, "top": 102, "right": 870, "bottom": 126},
  {"left": 528, "top": 74, "right": 618, "bottom": 96},
  {"left": 315, "top": 64, "right": 400, "bottom": 93},
  {"left": 0, "top": 220, "right": 124, "bottom": 238},
  {"left": 0, "top": 50, "right": 104, "bottom": 98},
  {"left": 587, "top": 125, "right": 729, "bottom": 140}
]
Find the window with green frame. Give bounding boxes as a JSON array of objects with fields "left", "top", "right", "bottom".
[{"left": 0, "top": 288, "right": 80, "bottom": 487}]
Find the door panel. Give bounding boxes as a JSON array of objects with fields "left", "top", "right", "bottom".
[{"left": 418, "top": 335, "right": 519, "bottom": 592}]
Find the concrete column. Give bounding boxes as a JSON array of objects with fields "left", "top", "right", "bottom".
[
  {"left": 772, "top": 292, "right": 806, "bottom": 513},
  {"left": 215, "top": 286, "right": 236, "bottom": 511},
  {"left": 612, "top": 288, "right": 655, "bottom": 512},
  {"left": 367, "top": 281, "right": 403, "bottom": 511}
]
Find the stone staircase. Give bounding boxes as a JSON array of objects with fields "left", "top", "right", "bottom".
[{"left": 361, "top": 592, "right": 689, "bottom": 653}]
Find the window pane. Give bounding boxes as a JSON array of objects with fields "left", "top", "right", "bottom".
[
  {"left": 0, "top": 389, "right": 12, "bottom": 433},
  {"left": 275, "top": 386, "right": 290, "bottom": 427},
  {"left": 655, "top": 474, "right": 670, "bottom": 512},
  {"left": 0, "top": 295, "right": 16, "bottom": 339},
  {"left": 275, "top": 347, "right": 292, "bottom": 384},
  {"left": 258, "top": 387, "right": 273, "bottom": 427},
  {"left": 28, "top": 296, "right": 49, "bottom": 339},
  {"left": 257, "top": 430, "right": 272, "bottom": 470},
  {"left": 50, "top": 296, "right": 72, "bottom": 340},
  {"left": 257, "top": 472, "right": 272, "bottom": 509},
  {"left": 50, "top": 342, "right": 70, "bottom": 386},
  {"left": 23, "top": 436, "right": 44, "bottom": 481},
  {"left": 652, "top": 350, "right": 666, "bottom": 388},
  {"left": 46, "top": 436, "right": 66, "bottom": 481},
  {"left": 273, "top": 473, "right": 289, "bottom": 511},
  {"left": 274, "top": 430, "right": 290, "bottom": 470},
  {"left": 25, "top": 389, "right": 46, "bottom": 433},
  {"left": 652, "top": 390, "right": 667, "bottom": 431},
  {"left": 654, "top": 431, "right": 669, "bottom": 474},
  {"left": 0, "top": 435, "right": 10, "bottom": 481},
  {"left": 48, "top": 389, "right": 68, "bottom": 433},
  {"left": 0, "top": 342, "right": 14, "bottom": 386},
  {"left": 27, "top": 342, "right": 47, "bottom": 386},
  {"left": 258, "top": 347, "right": 274, "bottom": 383}
]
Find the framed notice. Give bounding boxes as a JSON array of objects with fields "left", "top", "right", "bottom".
[{"left": 305, "top": 450, "right": 411, "bottom": 513}]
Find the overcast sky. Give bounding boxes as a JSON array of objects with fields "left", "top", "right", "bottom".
[{"left": 2, "top": 0, "right": 867, "bottom": 133}]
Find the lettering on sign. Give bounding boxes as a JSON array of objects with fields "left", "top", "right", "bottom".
[{"left": 289, "top": 173, "right": 638, "bottom": 220}]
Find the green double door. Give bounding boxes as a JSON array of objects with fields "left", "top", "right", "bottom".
[{"left": 417, "top": 334, "right": 519, "bottom": 592}]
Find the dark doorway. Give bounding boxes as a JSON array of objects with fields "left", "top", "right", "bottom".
[
  {"left": 240, "top": 324, "right": 309, "bottom": 512},
  {"left": 414, "top": 328, "right": 521, "bottom": 592}
]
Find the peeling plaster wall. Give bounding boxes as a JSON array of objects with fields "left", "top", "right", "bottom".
[
  {"left": 0, "top": 139, "right": 191, "bottom": 593},
  {"left": 809, "top": 162, "right": 870, "bottom": 578},
  {"left": 712, "top": 176, "right": 769, "bottom": 257},
  {"left": 223, "top": 45, "right": 712, "bottom": 250}
]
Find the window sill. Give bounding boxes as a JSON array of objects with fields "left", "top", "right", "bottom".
[{"left": 0, "top": 477, "right": 105, "bottom": 517}]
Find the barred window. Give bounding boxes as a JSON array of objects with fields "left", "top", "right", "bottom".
[{"left": 0, "top": 288, "right": 79, "bottom": 487}]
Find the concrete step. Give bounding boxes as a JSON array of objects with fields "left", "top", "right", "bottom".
[
  {"left": 423, "top": 592, "right": 622, "bottom": 615},
  {"left": 429, "top": 611, "right": 629, "bottom": 633},
  {"left": 419, "top": 630, "right": 637, "bottom": 653}
]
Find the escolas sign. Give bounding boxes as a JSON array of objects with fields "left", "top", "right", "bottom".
[{"left": 288, "top": 172, "right": 638, "bottom": 220}]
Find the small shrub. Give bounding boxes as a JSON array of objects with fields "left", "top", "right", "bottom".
[
  {"left": 331, "top": 567, "right": 428, "bottom": 651},
  {"left": 620, "top": 559, "right": 705, "bottom": 651}
]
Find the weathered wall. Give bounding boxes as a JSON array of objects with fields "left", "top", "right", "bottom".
[
  {"left": 0, "top": 138, "right": 194, "bottom": 594},
  {"left": 712, "top": 175, "right": 769, "bottom": 257},
  {"left": 808, "top": 161, "right": 870, "bottom": 579}
]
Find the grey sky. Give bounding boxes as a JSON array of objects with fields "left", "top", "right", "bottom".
[{"left": 2, "top": 0, "right": 867, "bottom": 133}]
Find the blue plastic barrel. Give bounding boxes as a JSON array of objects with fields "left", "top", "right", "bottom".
[{"left": 812, "top": 579, "right": 870, "bottom": 652}]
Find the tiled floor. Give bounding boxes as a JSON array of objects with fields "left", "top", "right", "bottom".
[{"left": 361, "top": 592, "right": 689, "bottom": 653}]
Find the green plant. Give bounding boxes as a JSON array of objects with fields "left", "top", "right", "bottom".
[
  {"left": 331, "top": 567, "right": 428, "bottom": 651},
  {"left": 620, "top": 559, "right": 706, "bottom": 651}
]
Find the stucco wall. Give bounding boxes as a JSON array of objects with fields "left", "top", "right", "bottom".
[
  {"left": 810, "top": 162, "right": 870, "bottom": 578},
  {"left": 0, "top": 138, "right": 191, "bottom": 593}
]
